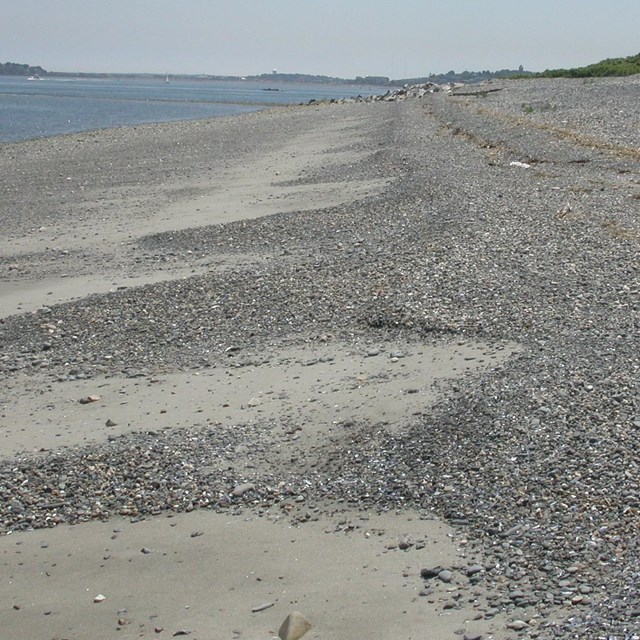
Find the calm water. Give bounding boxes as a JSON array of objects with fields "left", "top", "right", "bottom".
[{"left": 0, "top": 76, "right": 385, "bottom": 143}]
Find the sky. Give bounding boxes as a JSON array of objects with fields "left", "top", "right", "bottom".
[{"left": 3, "top": 0, "right": 640, "bottom": 79}]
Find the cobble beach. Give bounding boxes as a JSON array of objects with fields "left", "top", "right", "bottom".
[{"left": 1, "top": 77, "right": 639, "bottom": 639}]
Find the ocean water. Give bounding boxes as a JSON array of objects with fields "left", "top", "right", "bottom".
[{"left": 0, "top": 76, "right": 385, "bottom": 143}]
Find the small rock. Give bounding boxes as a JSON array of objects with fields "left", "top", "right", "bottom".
[
  {"left": 251, "top": 602, "right": 274, "bottom": 613},
  {"left": 94, "top": 594, "right": 106, "bottom": 603},
  {"left": 420, "top": 566, "right": 442, "bottom": 579},
  {"left": 105, "top": 419, "right": 117, "bottom": 427},
  {"left": 232, "top": 483, "right": 255, "bottom": 497},
  {"left": 225, "top": 346, "right": 241, "bottom": 353},
  {"left": 438, "top": 569, "right": 453, "bottom": 583},
  {"left": 279, "top": 611, "right": 312, "bottom": 640},
  {"left": 506, "top": 620, "right": 529, "bottom": 631},
  {"left": 79, "top": 395, "right": 101, "bottom": 404}
]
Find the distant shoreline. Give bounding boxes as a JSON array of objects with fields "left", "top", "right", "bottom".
[{"left": 3, "top": 69, "right": 392, "bottom": 87}]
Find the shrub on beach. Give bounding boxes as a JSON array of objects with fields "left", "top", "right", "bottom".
[{"left": 537, "top": 52, "right": 640, "bottom": 78}]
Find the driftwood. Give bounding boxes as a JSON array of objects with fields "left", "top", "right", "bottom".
[{"left": 450, "top": 87, "right": 504, "bottom": 97}]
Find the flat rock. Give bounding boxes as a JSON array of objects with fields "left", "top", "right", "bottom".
[{"left": 232, "top": 483, "right": 255, "bottom": 497}]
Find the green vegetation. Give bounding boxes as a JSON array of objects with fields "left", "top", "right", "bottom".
[
  {"left": 0, "top": 61, "right": 47, "bottom": 76},
  {"left": 521, "top": 101, "right": 555, "bottom": 114},
  {"left": 392, "top": 68, "right": 532, "bottom": 86},
  {"left": 534, "top": 53, "right": 640, "bottom": 78}
]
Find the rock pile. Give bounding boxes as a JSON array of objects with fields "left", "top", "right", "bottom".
[{"left": 310, "top": 82, "right": 446, "bottom": 105}]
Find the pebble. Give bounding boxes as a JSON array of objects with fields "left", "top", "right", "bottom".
[
  {"left": 232, "top": 483, "right": 256, "bottom": 497},
  {"left": 438, "top": 569, "right": 453, "bottom": 583},
  {"left": 420, "top": 567, "right": 442, "bottom": 579},
  {"left": 466, "top": 565, "right": 484, "bottom": 577},
  {"left": 506, "top": 620, "right": 528, "bottom": 631},
  {"left": 278, "top": 611, "right": 312, "bottom": 640}
]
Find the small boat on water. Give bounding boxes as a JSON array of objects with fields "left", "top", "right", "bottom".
[{"left": 27, "top": 74, "right": 42, "bottom": 80}]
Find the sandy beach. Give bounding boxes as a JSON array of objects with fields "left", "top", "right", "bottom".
[{"left": 1, "top": 78, "right": 639, "bottom": 639}]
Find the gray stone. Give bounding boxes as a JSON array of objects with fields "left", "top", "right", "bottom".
[
  {"left": 438, "top": 569, "right": 453, "bottom": 583},
  {"left": 232, "top": 483, "right": 255, "bottom": 497},
  {"left": 506, "top": 620, "right": 528, "bottom": 631},
  {"left": 278, "top": 611, "right": 312, "bottom": 640}
]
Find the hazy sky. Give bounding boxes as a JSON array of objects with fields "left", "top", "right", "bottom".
[{"left": 4, "top": 0, "right": 640, "bottom": 78}]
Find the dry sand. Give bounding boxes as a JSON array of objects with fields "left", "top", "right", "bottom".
[
  {"left": 2, "top": 510, "right": 496, "bottom": 640},
  {"left": 0, "top": 104, "right": 521, "bottom": 639}
]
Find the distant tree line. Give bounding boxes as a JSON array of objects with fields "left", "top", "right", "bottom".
[
  {"left": 391, "top": 68, "right": 533, "bottom": 86},
  {"left": 0, "top": 61, "right": 48, "bottom": 76},
  {"left": 5, "top": 52, "right": 639, "bottom": 84},
  {"left": 532, "top": 53, "right": 640, "bottom": 78}
]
